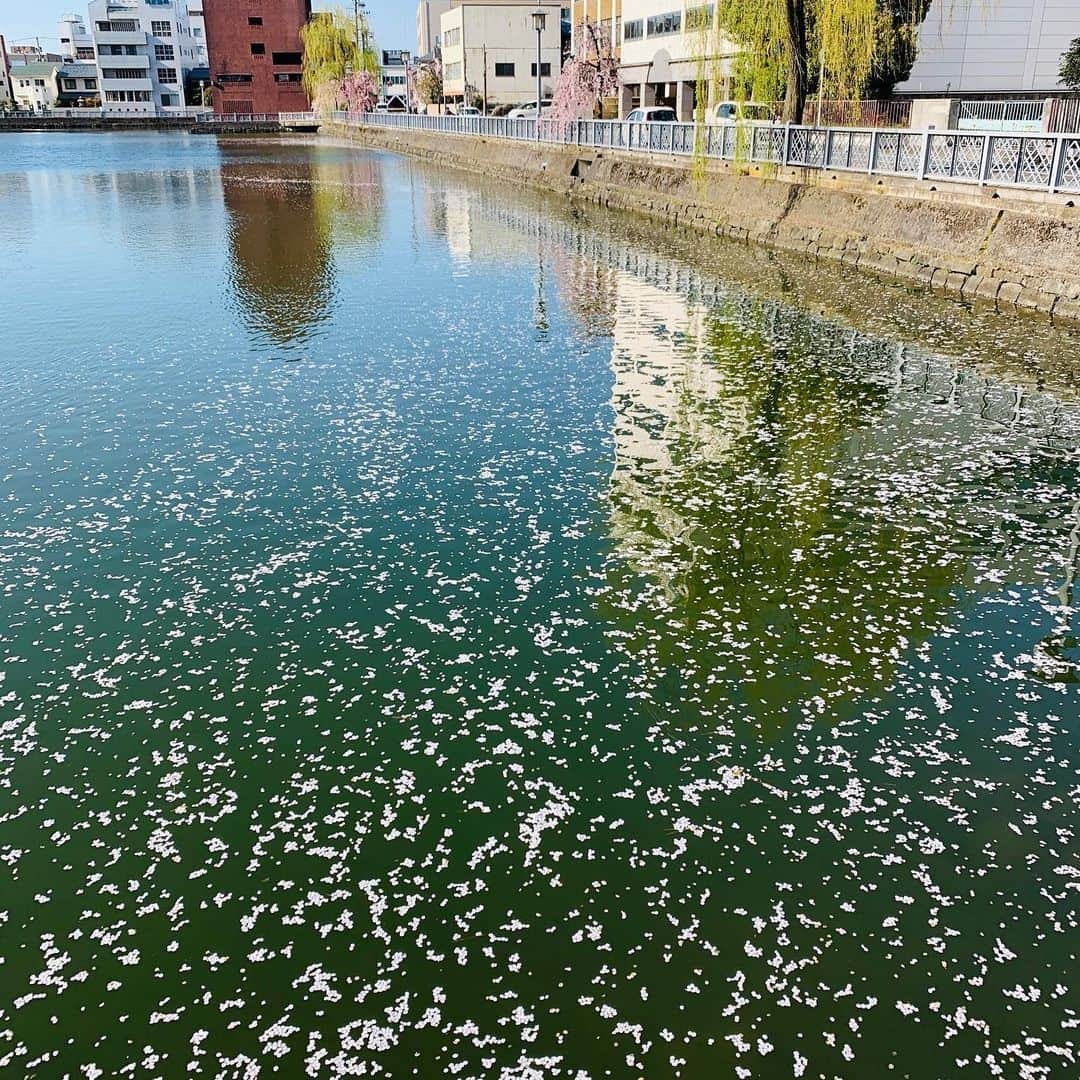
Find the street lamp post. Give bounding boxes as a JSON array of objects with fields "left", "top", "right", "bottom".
[
  {"left": 531, "top": 8, "right": 546, "bottom": 141},
  {"left": 401, "top": 50, "right": 411, "bottom": 113}
]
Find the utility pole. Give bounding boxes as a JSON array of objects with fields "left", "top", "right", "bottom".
[
  {"left": 354, "top": 1, "right": 370, "bottom": 66},
  {"left": 483, "top": 45, "right": 487, "bottom": 115}
]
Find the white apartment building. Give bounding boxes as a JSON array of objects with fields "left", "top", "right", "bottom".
[
  {"left": 441, "top": 0, "right": 563, "bottom": 106},
  {"left": 187, "top": 6, "right": 207, "bottom": 68},
  {"left": 57, "top": 14, "right": 96, "bottom": 61},
  {"left": 417, "top": 0, "right": 453, "bottom": 58},
  {"left": 897, "top": 0, "right": 1078, "bottom": 95},
  {"left": 618, "top": 1, "right": 734, "bottom": 118},
  {"left": 10, "top": 62, "right": 63, "bottom": 110},
  {"left": 89, "top": 0, "right": 203, "bottom": 114}
]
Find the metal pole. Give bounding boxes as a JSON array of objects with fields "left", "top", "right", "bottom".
[{"left": 535, "top": 23, "right": 541, "bottom": 141}]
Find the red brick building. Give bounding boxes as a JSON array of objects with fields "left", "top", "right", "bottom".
[{"left": 204, "top": 0, "right": 312, "bottom": 115}]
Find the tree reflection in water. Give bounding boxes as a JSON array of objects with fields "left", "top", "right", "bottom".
[
  {"left": 594, "top": 274, "right": 1080, "bottom": 728},
  {"left": 222, "top": 155, "right": 383, "bottom": 352}
]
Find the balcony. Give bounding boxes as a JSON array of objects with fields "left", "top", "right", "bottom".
[
  {"left": 101, "top": 76, "right": 153, "bottom": 93},
  {"left": 95, "top": 31, "right": 147, "bottom": 48},
  {"left": 99, "top": 55, "right": 150, "bottom": 70}
]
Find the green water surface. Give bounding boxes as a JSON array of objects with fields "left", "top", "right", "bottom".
[{"left": 0, "top": 133, "right": 1078, "bottom": 1079}]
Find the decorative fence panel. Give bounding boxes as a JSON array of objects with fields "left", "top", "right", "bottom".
[{"left": 338, "top": 111, "right": 1080, "bottom": 195}]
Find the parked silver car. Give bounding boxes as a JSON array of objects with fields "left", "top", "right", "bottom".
[{"left": 507, "top": 100, "right": 553, "bottom": 119}]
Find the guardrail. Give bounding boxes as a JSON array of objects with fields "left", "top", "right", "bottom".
[
  {"left": 340, "top": 111, "right": 1080, "bottom": 196},
  {"left": 194, "top": 113, "right": 288, "bottom": 124},
  {"left": 956, "top": 99, "right": 1045, "bottom": 132},
  {"left": 1, "top": 106, "right": 212, "bottom": 121}
]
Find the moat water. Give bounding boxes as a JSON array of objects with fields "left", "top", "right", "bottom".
[{"left": 1, "top": 132, "right": 1079, "bottom": 1078}]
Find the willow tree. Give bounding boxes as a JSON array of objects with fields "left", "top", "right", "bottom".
[
  {"left": 713, "top": 0, "right": 930, "bottom": 122},
  {"left": 301, "top": 7, "right": 380, "bottom": 113}
]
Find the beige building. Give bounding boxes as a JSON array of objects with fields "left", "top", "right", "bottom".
[
  {"left": 440, "top": 0, "right": 564, "bottom": 106},
  {"left": 416, "top": 0, "right": 454, "bottom": 58},
  {"left": 570, "top": 0, "right": 622, "bottom": 56},
  {"left": 617, "top": 1, "right": 734, "bottom": 118}
]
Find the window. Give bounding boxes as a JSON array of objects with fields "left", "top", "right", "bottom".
[
  {"left": 444, "top": 27, "right": 460, "bottom": 48},
  {"left": 34, "top": 79, "right": 45, "bottom": 87},
  {"left": 151, "top": 20, "right": 172, "bottom": 37},
  {"left": 445, "top": 62, "right": 462, "bottom": 81},
  {"left": 76, "top": 47, "right": 95, "bottom": 59},
  {"left": 272, "top": 52, "right": 302, "bottom": 65},
  {"left": 218, "top": 73, "right": 253, "bottom": 84},
  {"left": 248, "top": 16, "right": 262, "bottom": 26},
  {"left": 84, "top": 79, "right": 97, "bottom": 90},
  {"left": 494, "top": 62, "right": 515, "bottom": 77},
  {"left": 63, "top": 79, "right": 77, "bottom": 90},
  {"left": 685, "top": 4, "right": 715, "bottom": 30},
  {"left": 623, "top": 19, "right": 643, "bottom": 41},
  {"left": 102, "top": 68, "right": 147, "bottom": 79},
  {"left": 97, "top": 20, "right": 138, "bottom": 33},
  {"left": 646, "top": 11, "right": 681, "bottom": 36},
  {"left": 251, "top": 43, "right": 265, "bottom": 56},
  {"left": 161, "top": 92, "right": 179, "bottom": 106},
  {"left": 105, "top": 89, "right": 151, "bottom": 101},
  {"left": 274, "top": 72, "right": 302, "bottom": 83},
  {"left": 155, "top": 44, "right": 174, "bottom": 61},
  {"left": 531, "top": 62, "right": 551, "bottom": 77},
  {"left": 157, "top": 67, "right": 177, "bottom": 83}
]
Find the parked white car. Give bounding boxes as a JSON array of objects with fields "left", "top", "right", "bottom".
[
  {"left": 624, "top": 107, "right": 678, "bottom": 123},
  {"left": 507, "top": 99, "right": 553, "bottom": 119},
  {"left": 457, "top": 106, "right": 481, "bottom": 116},
  {"left": 710, "top": 101, "right": 776, "bottom": 123}
]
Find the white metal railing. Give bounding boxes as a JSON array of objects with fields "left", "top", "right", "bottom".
[
  {"left": 956, "top": 99, "right": 1046, "bottom": 132},
  {"left": 342, "top": 111, "right": 1080, "bottom": 196},
  {"left": 0, "top": 109, "right": 314, "bottom": 127},
  {"left": 193, "top": 113, "right": 288, "bottom": 124},
  {"left": 1, "top": 106, "right": 210, "bottom": 121}
]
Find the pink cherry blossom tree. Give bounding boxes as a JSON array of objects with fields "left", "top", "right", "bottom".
[
  {"left": 339, "top": 70, "right": 379, "bottom": 115},
  {"left": 551, "top": 22, "right": 620, "bottom": 122}
]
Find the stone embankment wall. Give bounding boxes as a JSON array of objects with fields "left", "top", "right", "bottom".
[
  {"left": 328, "top": 123, "right": 1080, "bottom": 326},
  {"left": 0, "top": 117, "right": 193, "bottom": 132},
  {"left": 0, "top": 117, "right": 286, "bottom": 134}
]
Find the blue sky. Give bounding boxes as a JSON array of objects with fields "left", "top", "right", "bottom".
[{"left": 0, "top": 1, "right": 414, "bottom": 52}]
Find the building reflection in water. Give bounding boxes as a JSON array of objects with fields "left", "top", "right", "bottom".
[
  {"left": 399, "top": 175, "right": 1080, "bottom": 700},
  {"left": 597, "top": 270, "right": 1080, "bottom": 721},
  {"left": 221, "top": 155, "right": 383, "bottom": 352}
]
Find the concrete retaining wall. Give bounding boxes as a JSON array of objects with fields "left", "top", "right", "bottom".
[{"left": 328, "top": 123, "right": 1080, "bottom": 326}]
